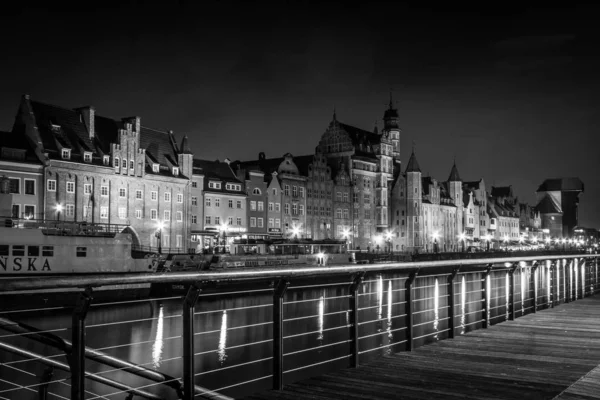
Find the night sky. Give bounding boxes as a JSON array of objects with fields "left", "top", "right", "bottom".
[{"left": 1, "top": 3, "right": 599, "bottom": 228}]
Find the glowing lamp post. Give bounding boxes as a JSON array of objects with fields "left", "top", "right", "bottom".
[
  {"left": 385, "top": 230, "right": 393, "bottom": 254},
  {"left": 342, "top": 228, "right": 351, "bottom": 251},
  {"left": 291, "top": 224, "right": 301, "bottom": 239},
  {"left": 484, "top": 234, "right": 492, "bottom": 252},
  {"left": 155, "top": 220, "right": 164, "bottom": 255},
  {"left": 374, "top": 235, "right": 382, "bottom": 253},
  {"left": 431, "top": 231, "right": 440, "bottom": 254},
  {"left": 458, "top": 232, "right": 466, "bottom": 253},
  {"left": 518, "top": 235, "right": 524, "bottom": 250},
  {"left": 219, "top": 222, "right": 229, "bottom": 254},
  {"left": 55, "top": 203, "right": 63, "bottom": 222},
  {"left": 503, "top": 235, "right": 509, "bottom": 251}
]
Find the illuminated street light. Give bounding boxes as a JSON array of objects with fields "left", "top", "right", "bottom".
[
  {"left": 291, "top": 224, "right": 301, "bottom": 238},
  {"left": 484, "top": 234, "right": 492, "bottom": 252},
  {"left": 431, "top": 231, "right": 440, "bottom": 254},
  {"left": 219, "top": 222, "right": 229, "bottom": 254},
  {"left": 155, "top": 220, "right": 165, "bottom": 254},
  {"left": 458, "top": 232, "right": 466, "bottom": 253}
]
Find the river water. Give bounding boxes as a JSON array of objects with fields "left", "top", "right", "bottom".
[{"left": 0, "top": 269, "right": 510, "bottom": 400}]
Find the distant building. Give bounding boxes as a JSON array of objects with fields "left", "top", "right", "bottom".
[
  {"left": 489, "top": 186, "right": 520, "bottom": 245},
  {"left": 194, "top": 159, "right": 246, "bottom": 251},
  {"left": 535, "top": 178, "right": 584, "bottom": 238},
  {"left": 0, "top": 129, "right": 44, "bottom": 219},
  {"left": 9, "top": 95, "right": 193, "bottom": 251}
]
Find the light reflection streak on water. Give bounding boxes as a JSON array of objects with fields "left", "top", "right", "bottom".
[
  {"left": 547, "top": 263, "right": 551, "bottom": 305},
  {"left": 556, "top": 264, "right": 560, "bottom": 304},
  {"left": 505, "top": 272, "right": 509, "bottom": 320},
  {"left": 534, "top": 267, "right": 538, "bottom": 308},
  {"left": 574, "top": 264, "right": 578, "bottom": 300},
  {"left": 521, "top": 268, "right": 526, "bottom": 315},
  {"left": 460, "top": 276, "right": 466, "bottom": 335},
  {"left": 582, "top": 262, "right": 586, "bottom": 297},
  {"left": 377, "top": 275, "right": 383, "bottom": 320},
  {"left": 317, "top": 295, "right": 324, "bottom": 342},
  {"left": 151, "top": 305, "right": 164, "bottom": 369},
  {"left": 386, "top": 280, "right": 392, "bottom": 337},
  {"left": 486, "top": 275, "right": 491, "bottom": 324},
  {"left": 563, "top": 261, "right": 567, "bottom": 302},
  {"left": 217, "top": 310, "right": 228, "bottom": 365},
  {"left": 433, "top": 278, "right": 439, "bottom": 341}
]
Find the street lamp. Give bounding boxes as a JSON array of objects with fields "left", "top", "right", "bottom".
[
  {"left": 291, "top": 224, "right": 301, "bottom": 239},
  {"left": 155, "top": 220, "right": 164, "bottom": 255},
  {"left": 518, "top": 235, "right": 524, "bottom": 250},
  {"left": 374, "top": 235, "right": 382, "bottom": 253},
  {"left": 342, "top": 228, "right": 351, "bottom": 251},
  {"left": 55, "top": 203, "right": 63, "bottom": 221},
  {"left": 219, "top": 222, "right": 229, "bottom": 253},
  {"left": 484, "top": 234, "right": 492, "bottom": 252},
  {"left": 503, "top": 235, "right": 509, "bottom": 251},
  {"left": 385, "top": 230, "right": 393, "bottom": 254},
  {"left": 458, "top": 232, "right": 466, "bottom": 253},
  {"left": 431, "top": 231, "right": 440, "bottom": 254}
]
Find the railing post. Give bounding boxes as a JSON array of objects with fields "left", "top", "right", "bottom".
[
  {"left": 448, "top": 267, "right": 460, "bottom": 338},
  {"left": 581, "top": 258, "right": 587, "bottom": 298},
  {"left": 183, "top": 283, "right": 202, "bottom": 400},
  {"left": 70, "top": 288, "right": 93, "bottom": 400},
  {"left": 532, "top": 263, "right": 538, "bottom": 313},
  {"left": 509, "top": 263, "right": 518, "bottom": 320},
  {"left": 273, "top": 279, "right": 289, "bottom": 390},
  {"left": 482, "top": 265, "right": 492, "bottom": 328},
  {"left": 349, "top": 272, "right": 365, "bottom": 368},
  {"left": 38, "top": 367, "right": 54, "bottom": 400},
  {"left": 405, "top": 269, "right": 420, "bottom": 351}
]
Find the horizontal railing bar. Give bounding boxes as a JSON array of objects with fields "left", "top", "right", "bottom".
[
  {"left": 284, "top": 339, "right": 352, "bottom": 357},
  {"left": 205, "top": 375, "right": 271, "bottom": 396},
  {"left": 284, "top": 294, "right": 352, "bottom": 305},
  {"left": 284, "top": 324, "right": 352, "bottom": 340},
  {"left": 283, "top": 353, "right": 351, "bottom": 374},
  {"left": 413, "top": 328, "right": 451, "bottom": 341},
  {"left": 358, "top": 314, "right": 408, "bottom": 326},
  {"left": 194, "top": 356, "right": 272, "bottom": 377},
  {"left": 194, "top": 303, "right": 271, "bottom": 315},
  {"left": 290, "top": 281, "right": 353, "bottom": 290},
  {"left": 199, "top": 288, "right": 273, "bottom": 297},
  {"left": 283, "top": 309, "right": 350, "bottom": 323},
  {"left": 358, "top": 339, "right": 408, "bottom": 354},
  {"left": 359, "top": 326, "right": 407, "bottom": 340},
  {"left": 2, "top": 254, "right": 594, "bottom": 291},
  {"left": 413, "top": 316, "right": 451, "bottom": 328}
]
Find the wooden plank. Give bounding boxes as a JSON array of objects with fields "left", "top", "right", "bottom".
[{"left": 246, "top": 296, "right": 600, "bottom": 400}]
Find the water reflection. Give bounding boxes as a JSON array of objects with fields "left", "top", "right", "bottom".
[
  {"left": 521, "top": 268, "right": 526, "bottom": 315},
  {"left": 433, "top": 278, "right": 439, "bottom": 341},
  {"left": 317, "top": 295, "right": 324, "bottom": 342},
  {"left": 547, "top": 264, "right": 551, "bottom": 305},
  {"left": 534, "top": 267, "right": 538, "bottom": 308},
  {"left": 460, "top": 276, "right": 466, "bottom": 335},
  {"left": 574, "top": 264, "right": 578, "bottom": 300},
  {"left": 582, "top": 263, "right": 585, "bottom": 297},
  {"left": 556, "top": 264, "right": 560, "bottom": 304},
  {"left": 218, "top": 310, "right": 228, "bottom": 365},
  {"left": 386, "top": 280, "right": 392, "bottom": 338},
  {"left": 377, "top": 275, "right": 383, "bottom": 320},
  {"left": 151, "top": 305, "right": 164, "bottom": 369},
  {"left": 505, "top": 272, "right": 509, "bottom": 320},
  {"left": 486, "top": 275, "right": 491, "bottom": 324}
]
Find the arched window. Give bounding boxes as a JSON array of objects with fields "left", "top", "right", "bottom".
[{"left": 252, "top": 188, "right": 261, "bottom": 195}]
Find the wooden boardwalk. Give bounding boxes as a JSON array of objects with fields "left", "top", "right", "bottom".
[{"left": 248, "top": 295, "right": 600, "bottom": 400}]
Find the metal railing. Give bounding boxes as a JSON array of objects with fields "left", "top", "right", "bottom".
[{"left": 0, "top": 253, "right": 597, "bottom": 399}]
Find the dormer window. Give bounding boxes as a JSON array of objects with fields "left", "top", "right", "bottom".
[
  {"left": 103, "top": 155, "right": 110, "bottom": 166},
  {"left": 83, "top": 152, "right": 92, "bottom": 163},
  {"left": 61, "top": 149, "right": 71, "bottom": 160},
  {"left": 208, "top": 181, "right": 221, "bottom": 189},
  {"left": 172, "top": 167, "right": 179, "bottom": 176},
  {"left": 152, "top": 164, "right": 160, "bottom": 173},
  {"left": 226, "top": 183, "right": 241, "bottom": 191}
]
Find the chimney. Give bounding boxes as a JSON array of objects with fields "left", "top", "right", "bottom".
[{"left": 77, "top": 106, "right": 95, "bottom": 139}]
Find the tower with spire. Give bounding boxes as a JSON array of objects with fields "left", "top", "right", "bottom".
[
  {"left": 178, "top": 135, "right": 194, "bottom": 178},
  {"left": 382, "top": 91, "right": 401, "bottom": 160},
  {"left": 405, "top": 150, "right": 422, "bottom": 250}
]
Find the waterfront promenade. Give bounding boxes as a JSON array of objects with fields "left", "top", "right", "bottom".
[{"left": 248, "top": 295, "right": 600, "bottom": 400}]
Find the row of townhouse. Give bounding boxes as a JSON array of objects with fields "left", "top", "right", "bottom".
[{"left": 0, "top": 95, "right": 583, "bottom": 254}]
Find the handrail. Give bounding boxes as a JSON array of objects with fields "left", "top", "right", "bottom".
[{"left": 1, "top": 253, "right": 596, "bottom": 291}]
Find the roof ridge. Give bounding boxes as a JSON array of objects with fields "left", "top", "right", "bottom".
[
  {"left": 140, "top": 125, "right": 171, "bottom": 134},
  {"left": 29, "top": 98, "right": 79, "bottom": 114}
]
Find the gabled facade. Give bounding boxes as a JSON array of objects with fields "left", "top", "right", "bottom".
[
  {"left": 535, "top": 177, "right": 584, "bottom": 238},
  {"left": 11, "top": 95, "right": 192, "bottom": 251}
]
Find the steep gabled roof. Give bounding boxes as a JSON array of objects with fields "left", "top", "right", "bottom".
[
  {"left": 536, "top": 194, "right": 563, "bottom": 214},
  {"left": 139, "top": 126, "right": 179, "bottom": 167},
  {"left": 405, "top": 151, "right": 421, "bottom": 173},
  {"left": 536, "top": 178, "right": 584, "bottom": 192},
  {"left": 30, "top": 100, "right": 95, "bottom": 156},
  {"left": 338, "top": 122, "right": 380, "bottom": 147},
  {"left": 193, "top": 159, "right": 241, "bottom": 183},
  {"left": 448, "top": 162, "right": 461, "bottom": 182},
  {"left": 0, "top": 129, "right": 43, "bottom": 163}
]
